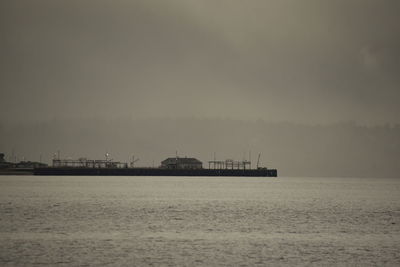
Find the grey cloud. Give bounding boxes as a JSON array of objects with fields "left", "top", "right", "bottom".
[{"left": 0, "top": 0, "right": 399, "bottom": 124}]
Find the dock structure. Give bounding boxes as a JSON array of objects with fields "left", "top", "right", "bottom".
[
  {"left": 34, "top": 154, "right": 277, "bottom": 177},
  {"left": 208, "top": 159, "right": 251, "bottom": 170},
  {"left": 161, "top": 157, "right": 202, "bottom": 169},
  {"left": 34, "top": 167, "right": 277, "bottom": 177},
  {"left": 52, "top": 158, "right": 127, "bottom": 168}
]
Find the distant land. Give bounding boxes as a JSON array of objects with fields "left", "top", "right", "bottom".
[{"left": 0, "top": 118, "right": 399, "bottom": 178}]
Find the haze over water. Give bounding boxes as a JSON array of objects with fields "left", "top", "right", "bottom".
[
  {"left": 1, "top": 175, "right": 399, "bottom": 266},
  {"left": 1, "top": 1, "right": 400, "bottom": 265}
]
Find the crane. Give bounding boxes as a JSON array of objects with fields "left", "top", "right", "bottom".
[{"left": 130, "top": 155, "right": 139, "bottom": 168}]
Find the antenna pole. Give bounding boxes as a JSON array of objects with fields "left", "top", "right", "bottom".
[
  {"left": 214, "top": 152, "right": 216, "bottom": 169},
  {"left": 249, "top": 150, "right": 251, "bottom": 169},
  {"left": 131, "top": 155, "right": 139, "bottom": 168}
]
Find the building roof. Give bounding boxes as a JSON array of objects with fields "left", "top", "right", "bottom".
[{"left": 161, "top": 157, "right": 202, "bottom": 165}]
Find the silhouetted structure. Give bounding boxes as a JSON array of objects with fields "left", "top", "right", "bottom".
[
  {"left": 15, "top": 161, "right": 47, "bottom": 168},
  {"left": 161, "top": 157, "right": 202, "bottom": 169},
  {"left": 0, "top": 152, "right": 47, "bottom": 175},
  {"left": 52, "top": 158, "right": 127, "bottom": 168},
  {"left": 208, "top": 159, "right": 251, "bottom": 170},
  {"left": 34, "top": 154, "right": 277, "bottom": 177}
]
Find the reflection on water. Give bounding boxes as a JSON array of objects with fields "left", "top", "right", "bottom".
[{"left": 0, "top": 176, "right": 399, "bottom": 266}]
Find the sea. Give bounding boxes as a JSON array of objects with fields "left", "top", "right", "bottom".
[{"left": 0, "top": 175, "right": 399, "bottom": 266}]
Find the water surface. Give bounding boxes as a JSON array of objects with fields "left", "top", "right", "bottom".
[{"left": 0, "top": 176, "right": 399, "bottom": 266}]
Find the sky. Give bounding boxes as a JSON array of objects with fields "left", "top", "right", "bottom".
[{"left": 1, "top": 0, "right": 399, "bottom": 125}]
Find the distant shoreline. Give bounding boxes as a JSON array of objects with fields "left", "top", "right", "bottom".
[{"left": 0, "top": 168, "right": 33, "bottom": 175}]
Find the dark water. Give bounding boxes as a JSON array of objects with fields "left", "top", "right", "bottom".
[{"left": 0, "top": 176, "right": 399, "bottom": 266}]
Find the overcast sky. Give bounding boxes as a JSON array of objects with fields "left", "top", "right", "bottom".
[{"left": 1, "top": 0, "right": 399, "bottom": 125}]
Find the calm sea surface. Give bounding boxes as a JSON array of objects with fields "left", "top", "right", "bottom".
[{"left": 0, "top": 176, "right": 399, "bottom": 266}]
